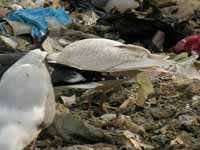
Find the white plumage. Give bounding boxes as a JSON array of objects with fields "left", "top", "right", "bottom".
[
  {"left": 0, "top": 49, "right": 55, "bottom": 150},
  {"left": 49, "top": 38, "right": 169, "bottom": 73}
]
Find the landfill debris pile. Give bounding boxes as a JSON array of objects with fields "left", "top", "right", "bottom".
[{"left": 0, "top": 0, "right": 200, "bottom": 150}]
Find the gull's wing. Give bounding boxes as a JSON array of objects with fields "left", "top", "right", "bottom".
[
  {"left": 108, "top": 58, "right": 168, "bottom": 72},
  {"left": 51, "top": 38, "right": 169, "bottom": 72}
]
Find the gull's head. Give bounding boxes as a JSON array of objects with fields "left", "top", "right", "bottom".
[
  {"left": 18, "top": 49, "right": 47, "bottom": 66},
  {"left": 26, "top": 49, "right": 47, "bottom": 62}
]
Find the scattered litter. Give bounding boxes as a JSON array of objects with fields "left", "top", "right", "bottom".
[
  {"left": 42, "top": 36, "right": 63, "bottom": 53},
  {"left": 123, "top": 130, "right": 154, "bottom": 150},
  {"left": 61, "top": 95, "right": 76, "bottom": 107},
  {"left": 7, "top": 7, "right": 72, "bottom": 38},
  {"left": 91, "top": 0, "right": 140, "bottom": 13},
  {"left": 0, "top": 0, "right": 200, "bottom": 150},
  {"left": 170, "top": 34, "right": 200, "bottom": 55},
  {"left": 0, "top": 35, "right": 18, "bottom": 49}
]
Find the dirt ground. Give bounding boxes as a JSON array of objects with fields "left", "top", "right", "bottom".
[{"left": 24, "top": 75, "right": 200, "bottom": 150}]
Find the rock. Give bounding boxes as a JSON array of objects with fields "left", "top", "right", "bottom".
[
  {"left": 177, "top": 131, "right": 194, "bottom": 146},
  {"left": 58, "top": 38, "right": 71, "bottom": 47},
  {"left": 47, "top": 113, "right": 113, "bottom": 144},
  {"left": 56, "top": 103, "right": 70, "bottom": 113},
  {"left": 150, "top": 108, "right": 175, "bottom": 120},
  {"left": 192, "top": 96, "right": 200, "bottom": 111},
  {"left": 0, "top": 35, "right": 18, "bottom": 49},
  {"left": 159, "top": 125, "right": 169, "bottom": 135},
  {"left": 162, "top": 0, "right": 200, "bottom": 21},
  {"left": 170, "top": 137, "right": 185, "bottom": 146},
  {"left": 48, "top": 29, "right": 99, "bottom": 43},
  {"left": 91, "top": 0, "right": 140, "bottom": 13},
  {"left": 151, "top": 135, "right": 169, "bottom": 147},
  {"left": 61, "top": 144, "right": 117, "bottom": 150},
  {"left": 7, "top": 21, "right": 32, "bottom": 35},
  {"left": 144, "top": 122, "right": 161, "bottom": 132},
  {"left": 42, "top": 36, "right": 63, "bottom": 54},
  {"left": 116, "top": 115, "right": 146, "bottom": 136},
  {"left": 123, "top": 130, "right": 154, "bottom": 150},
  {"left": 60, "top": 95, "right": 76, "bottom": 107},
  {"left": 100, "top": 114, "right": 117, "bottom": 121},
  {"left": 178, "top": 115, "right": 200, "bottom": 127},
  {"left": 185, "top": 81, "right": 200, "bottom": 96}
]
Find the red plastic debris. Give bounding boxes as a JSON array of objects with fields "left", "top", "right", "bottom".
[{"left": 170, "top": 33, "right": 200, "bottom": 55}]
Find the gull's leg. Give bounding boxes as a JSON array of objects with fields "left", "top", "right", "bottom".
[
  {"left": 116, "top": 72, "right": 137, "bottom": 117},
  {"left": 100, "top": 92, "right": 107, "bottom": 112},
  {"left": 99, "top": 85, "right": 120, "bottom": 113},
  {"left": 83, "top": 89, "right": 108, "bottom": 117},
  {"left": 30, "top": 138, "right": 37, "bottom": 150},
  {"left": 116, "top": 72, "right": 154, "bottom": 116},
  {"left": 135, "top": 72, "right": 154, "bottom": 107},
  {"left": 87, "top": 94, "right": 94, "bottom": 117},
  {"left": 81, "top": 89, "right": 96, "bottom": 117},
  {"left": 135, "top": 83, "right": 146, "bottom": 107}
]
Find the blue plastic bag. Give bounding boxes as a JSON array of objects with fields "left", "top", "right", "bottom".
[{"left": 7, "top": 7, "right": 72, "bottom": 38}]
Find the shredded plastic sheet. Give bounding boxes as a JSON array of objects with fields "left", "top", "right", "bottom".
[
  {"left": 7, "top": 7, "right": 72, "bottom": 38},
  {"left": 170, "top": 33, "right": 200, "bottom": 55}
]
